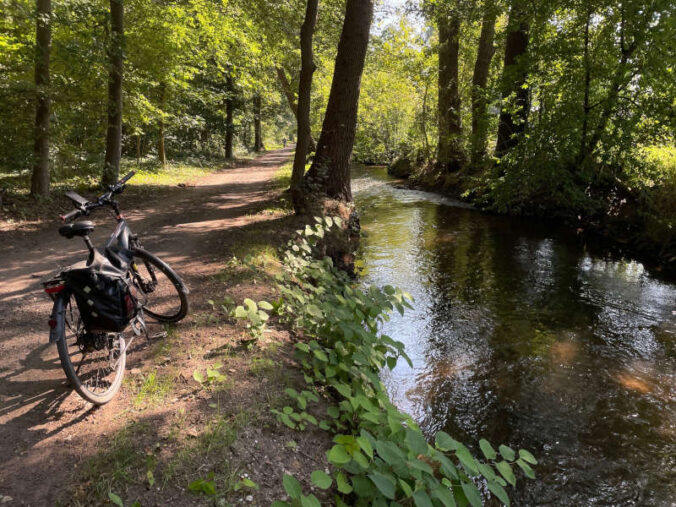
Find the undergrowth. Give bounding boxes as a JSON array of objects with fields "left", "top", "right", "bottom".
[{"left": 234, "top": 217, "right": 537, "bottom": 506}]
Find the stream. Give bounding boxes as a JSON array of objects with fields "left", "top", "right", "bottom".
[{"left": 353, "top": 165, "right": 676, "bottom": 506}]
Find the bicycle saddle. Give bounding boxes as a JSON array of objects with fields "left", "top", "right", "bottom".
[{"left": 59, "top": 220, "right": 95, "bottom": 239}]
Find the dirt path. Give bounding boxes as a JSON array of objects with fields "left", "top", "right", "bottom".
[{"left": 0, "top": 147, "right": 303, "bottom": 505}]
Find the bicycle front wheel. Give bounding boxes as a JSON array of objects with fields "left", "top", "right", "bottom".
[
  {"left": 130, "top": 248, "right": 189, "bottom": 323},
  {"left": 56, "top": 293, "right": 126, "bottom": 405}
]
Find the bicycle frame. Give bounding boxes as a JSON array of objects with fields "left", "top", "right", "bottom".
[{"left": 107, "top": 216, "right": 133, "bottom": 250}]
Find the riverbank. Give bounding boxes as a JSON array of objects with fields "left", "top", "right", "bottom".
[{"left": 400, "top": 164, "right": 676, "bottom": 278}]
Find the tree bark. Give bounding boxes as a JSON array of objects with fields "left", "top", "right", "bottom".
[
  {"left": 291, "top": 0, "right": 318, "bottom": 213},
  {"left": 102, "top": 0, "right": 124, "bottom": 185},
  {"left": 276, "top": 66, "right": 298, "bottom": 117},
  {"left": 225, "top": 72, "right": 234, "bottom": 159},
  {"left": 31, "top": 0, "right": 51, "bottom": 197},
  {"left": 470, "top": 3, "right": 497, "bottom": 168},
  {"left": 103, "top": 0, "right": 124, "bottom": 186},
  {"left": 158, "top": 81, "right": 167, "bottom": 166},
  {"left": 495, "top": 1, "right": 530, "bottom": 158},
  {"left": 253, "top": 94, "right": 263, "bottom": 152},
  {"left": 304, "top": 0, "right": 374, "bottom": 202},
  {"left": 436, "top": 11, "right": 465, "bottom": 172}
]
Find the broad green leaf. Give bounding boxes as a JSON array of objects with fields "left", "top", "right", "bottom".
[
  {"left": 461, "top": 481, "right": 482, "bottom": 507},
  {"left": 327, "top": 444, "right": 351, "bottom": 465},
  {"left": 455, "top": 445, "right": 479, "bottom": 475},
  {"left": 368, "top": 471, "right": 396, "bottom": 499},
  {"left": 487, "top": 480, "right": 510, "bottom": 505},
  {"left": 432, "top": 485, "right": 457, "bottom": 507},
  {"left": 518, "top": 449, "right": 538, "bottom": 465},
  {"left": 300, "top": 494, "right": 321, "bottom": 507},
  {"left": 310, "top": 470, "right": 332, "bottom": 490},
  {"left": 499, "top": 444, "right": 516, "bottom": 461},
  {"left": 516, "top": 458, "right": 536, "bottom": 479},
  {"left": 243, "top": 298, "right": 257, "bottom": 312},
  {"left": 479, "top": 439, "right": 497, "bottom": 460},
  {"left": 412, "top": 490, "right": 434, "bottom": 507},
  {"left": 282, "top": 474, "right": 302, "bottom": 499},
  {"left": 375, "top": 440, "right": 406, "bottom": 466},
  {"left": 336, "top": 472, "right": 353, "bottom": 494},
  {"left": 496, "top": 461, "right": 516, "bottom": 486},
  {"left": 435, "top": 431, "right": 460, "bottom": 451}
]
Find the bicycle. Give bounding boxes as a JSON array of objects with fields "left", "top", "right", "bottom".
[{"left": 42, "top": 171, "right": 189, "bottom": 404}]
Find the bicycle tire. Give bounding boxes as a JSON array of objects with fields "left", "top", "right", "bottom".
[
  {"left": 130, "top": 248, "right": 189, "bottom": 323},
  {"left": 56, "top": 292, "right": 126, "bottom": 405}
]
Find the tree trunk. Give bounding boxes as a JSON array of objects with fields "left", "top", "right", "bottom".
[
  {"left": 304, "top": 0, "right": 374, "bottom": 202},
  {"left": 276, "top": 66, "right": 298, "bottom": 117},
  {"left": 495, "top": 1, "right": 530, "bottom": 157},
  {"left": 31, "top": 0, "right": 51, "bottom": 197},
  {"left": 470, "top": 3, "right": 497, "bottom": 168},
  {"left": 158, "top": 81, "right": 167, "bottom": 166},
  {"left": 436, "top": 11, "right": 465, "bottom": 172},
  {"left": 225, "top": 73, "right": 234, "bottom": 159},
  {"left": 253, "top": 94, "right": 263, "bottom": 152},
  {"left": 103, "top": 0, "right": 124, "bottom": 186},
  {"left": 291, "top": 0, "right": 318, "bottom": 213}
]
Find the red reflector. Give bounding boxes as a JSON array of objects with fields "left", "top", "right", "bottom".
[
  {"left": 44, "top": 284, "right": 65, "bottom": 294},
  {"left": 48, "top": 319, "right": 57, "bottom": 329}
]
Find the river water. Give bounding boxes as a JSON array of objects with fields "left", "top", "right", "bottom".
[{"left": 353, "top": 165, "right": 676, "bottom": 506}]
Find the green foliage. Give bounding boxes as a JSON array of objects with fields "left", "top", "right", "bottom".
[
  {"left": 187, "top": 473, "right": 217, "bottom": 496},
  {"left": 232, "top": 298, "right": 274, "bottom": 340},
  {"left": 241, "top": 217, "right": 536, "bottom": 505},
  {"left": 192, "top": 363, "right": 228, "bottom": 386}
]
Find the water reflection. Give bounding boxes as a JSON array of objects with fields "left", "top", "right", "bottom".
[{"left": 354, "top": 165, "right": 676, "bottom": 506}]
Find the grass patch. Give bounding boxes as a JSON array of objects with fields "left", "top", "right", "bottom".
[
  {"left": 126, "top": 370, "right": 175, "bottom": 409},
  {"left": 275, "top": 161, "right": 292, "bottom": 190}
]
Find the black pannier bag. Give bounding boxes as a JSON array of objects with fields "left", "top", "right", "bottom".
[{"left": 61, "top": 248, "right": 138, "bottom": 332}]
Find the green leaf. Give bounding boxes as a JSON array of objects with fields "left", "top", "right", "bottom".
[
  {"left": 310, "top": 470, "right": 332, "bottom": 490},
  {"left": 313, "top": 349, "right": 328, "bottom": 362},
  {"left": 518, "top": 449, "right": 538, "bottom": 465},
  {"left": 336, "top": 472, "right": 353, "bottom": 494},
  {"left": 412, "top": 490, "right": 434, "bottom": 507},
  {"left": 461, "top": 481, "right": 482, "bottom": 507},
  {"left": 258, "top": 300, "right": 274, "bottom": 310},
  {"left": 108, "top": 492, "right": 124, "bottom": 507},
  {"left": 327, "top": 444, "right": 351, "bottom": 465},
  {"left": 499, "top": 444, "right": 516, "bottom": 461},
  {"left": 479, "top": 439, "right": 497, "bottom": 460},
  {"left": 432, "top": 485, "right": 457, "bottom": 507},
  {"left": 244, "top": 298, "right": 257, "bottom": 312},
  {"left": 405, "top": 428, "right": 429, "bottom": 456},
  {"left": 478, "top": 462, "right": 497, "bottom": 482},
  {"left": 455, "top": 445, "right": 479, "bottom": 476},
  {"left": 368, "top": 471, "right": 396, "bottom": 499},
  {"left": 435, "top": 431, "right": 459, "bottom": 451},
  {"left": 192, "top": 370, "right": 205, "bottom": 383},
  {"left": 240, "top": 477, "right": 259, "bottom": 490},
  {"left": 300, "top": 494, "right": 321, "bottom": 507},
  {"left": 399, "top": 478, "right": 413, "bottom": 498},
  {"left": 487, "top": 480, "right": 511, "bottom": 505},
  {"left": 306, "top": 304, "right": 322, "bottom": 317},
  {"left": 375, "top": 440, "right": 406, "bottom": 466},
  {"left": 356, "top": 435, "right": 374, "bottom": 459},
  {"left": 282, "top": 474, "right": 302, "bottom": 499},
  {"left": 234, "top": 306, "right": 248, "bottom": 318},
  {"left": 516, "top": 458, "right": 536, "bottom": 479},
  {"left": 496, "top": 461, "right": 516, "bottom": 486}
]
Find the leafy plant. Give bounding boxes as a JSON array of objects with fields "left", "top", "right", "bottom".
[
  {"left": 193, "top": 363, "right": 227, "bottom": 386},
  {"left": 241, "top": 217, "right": 537, "bottom": 505},
  {"left": 232, "top": 298, "right": 274, "bottom": 340},
  {"left": 187, "top": 473, "right": 217, "bottom": 496}
]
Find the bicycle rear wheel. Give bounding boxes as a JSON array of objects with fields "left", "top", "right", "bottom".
[
  {"left": 56, "top": 293, "right": 126, "bottom": 405},
  {"left": 130, "top": 248, "right": 189, "bottom": 323}
]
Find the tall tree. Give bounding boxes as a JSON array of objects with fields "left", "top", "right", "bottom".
[
  {"left": 225, "top": 72, "right": 234, "bottom": 159},
  {"left": 103, "top": 0, "right": 124, "bottom": 186},
  {"left": 276, "top": 66, "right": 298, "bottom": 118},
  {"left": 30, "top": 0, "right": 51, "bottom": 196},
  {"left": 470, "top": 1, "right": 497, "bottom": 168},
  {"left": 291, "top": 0, "right": 318, "bottom": 212},
  {"left": 495, "top": 1, "right": 530, "bottom": 157},
  {"left": 436, "top": 9, "right": 465, "bottom": 172},
  {"left": 253, "top": 94, "right": 263, "bottom": 152},
  {"left": 304, "top": 0, "right": 375, "bottom": 202}
]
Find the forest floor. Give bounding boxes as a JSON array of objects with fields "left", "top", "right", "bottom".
[{"left": 0, "top": 147, "right": 333, "bottom": 506}]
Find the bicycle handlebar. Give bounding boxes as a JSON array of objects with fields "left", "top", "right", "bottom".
[{"left": 60, "top": 171, "right": 136, "bottom": 222}]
